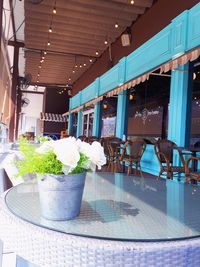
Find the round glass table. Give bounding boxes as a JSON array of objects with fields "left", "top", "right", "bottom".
[
  {"left": 1, "top": 172, "right": 200, "bottom": 266},
  {"left": 4, "top": 172, "right": 200, "bottom": 241}
]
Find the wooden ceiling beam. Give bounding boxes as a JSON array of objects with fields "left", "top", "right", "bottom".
[
  {"left": 25, "top": 15, "right": 125, "bottom": 36},
  {"left": 25, "top": 42, "right": 97, "bottom": 57},
  {"left": 24, "top": 47, "right": 97, "bottom": 59},
  {"left": 27, "top": 2, "right": 142, "bottom": 22},
  {"left": 39, "top": 0, "right": 145, "bottom": 17},
  {"left": 25, "top": 26, "right": 114, "bottom": 44},
  {"left": 25, "top": 7, "right": 132, "bottom": 26},
  {"left": 63, "top": 0, "right": 149, "bottom": 12},
  {"left": 109, "top": 0, "right": 153, "bottom": 7},
  {"left": 25, "top": 37, "right": 105, "bottom": 54}
]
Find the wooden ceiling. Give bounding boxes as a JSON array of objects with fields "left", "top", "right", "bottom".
[{"left": 24, "top": 0, "right": 154, "bottom": 87}]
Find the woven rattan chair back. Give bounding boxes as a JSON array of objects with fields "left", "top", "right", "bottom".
[
  {"left": 106, "top": 137, "right": 123, "bottom": 172},
  {"left": 85, "top": 136, "right": 100, "bottom": 144},
  {"left": 185, "top": 156, "right": 200, "bottom": 183},
  {"left": 154, "top": 139, "right": 186, "bottom": 179},
  {"left": 120, "top": 138, "right": 146, "bottom": 175},
  {"left": 77, "top": 135, "right": 87, "bottom": 141}
]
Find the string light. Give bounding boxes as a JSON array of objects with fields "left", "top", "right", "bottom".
[
  {"left": 115, "top": 22, "right": 119, "bottom": 28},
  {"left": 79, "top": 64, "right": 82, "bottom": 68},
  {"left": 44, "top": 51, "right": 47, "bottom": 55},
  {"left": 89, "top": 59, "right": 93, "bottom": 62},
  {"left": 48, "top": 27, "right": 52, "bottom": 33},
  {"left": 53, "top": 7, "right": 56, "bottom": 14},
  {"left": 83, "top": 63, "right": 86, "bottom": 66},
  {"left": 104, "top": 39, "right": 108, "bottom": 45},
  {"left": 130, "top": 0, "right": 134, "bottom": 4},
  {"left": 47, "top": 41, "right": 51, "bottom": 46},
  {"left": 95, "top": 51, "right": 99, "bottom": 56}
]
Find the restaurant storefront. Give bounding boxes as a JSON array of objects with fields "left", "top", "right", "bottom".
[{"left": 66, "top": 3, "right": 200, "bottom": 176}]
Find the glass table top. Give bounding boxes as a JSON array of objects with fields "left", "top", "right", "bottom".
[{"left": 5, "top": 172, "right": 200, "bottom": 241}]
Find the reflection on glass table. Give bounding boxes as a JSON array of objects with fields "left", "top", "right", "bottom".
[{"left": 5, "top": 172, "right": 200, "bottom": 241}]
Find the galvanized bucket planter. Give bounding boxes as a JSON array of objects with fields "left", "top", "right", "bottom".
[{"left": 37, "top": 172, "right": 86, "bottom": 220}]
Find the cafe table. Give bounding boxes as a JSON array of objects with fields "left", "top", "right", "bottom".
[{"left": 1, "top": 172, "right": 200, "bottom": 266}]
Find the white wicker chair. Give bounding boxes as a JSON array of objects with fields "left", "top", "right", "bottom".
[
  {"left": 1, "top": 194, "right": 200, "bottom": 267},
  {"left": 0, "top": 239, "right": 3, "bottom": 267}
]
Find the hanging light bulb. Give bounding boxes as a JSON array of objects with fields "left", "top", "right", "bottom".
[
  {"left": 44, "top": 51, "right": 47, "bottom": 55},
  {"left": 130, "top": 0, "right": 134, "bottom": 4},
  {"left": 75, "top": 64, "right": 78, "bottom": 68},
  {"left": 104, "top": 39, "right": 108, "bottom": 45},
  {"left": 79, "top": 64, "right": 82, "bottom": 68},
  {"left": 72, "top": 70, "right": 75, "bottom": 73},
  {"left": 95, "top": 51, "right": 99, "bottom": 56},
  {"left": 53, "top": 7, "right": 56, "bottom": 14},
  {"left": 103, "top": 102, "right": 108, "bottom": 109},
  {"left": 68, "top": 77, "right": 71, "bottom": 81},
  {"left": 83, "top": 63, "right": 86, "bottom": 66},
  {"left": 115, "top": 22, "right": 119, "bottom": 28},
  {"left": 47, "top": 41, "right": 51, "bottom": 46},
  {"left": 89, "top": 58, "right": 93, "bottom": 63},
  {"left": 39, "top": 65, "right": 42, "bottom": 68},
  {"left": 42, "top": 56, "right": 45, "bottom": 60},
  {"left": 129, "top": 94, "right": 134, "bottom": 100},
  {"left": 49, "top": 27, "right": 52, "bottom": 33}
]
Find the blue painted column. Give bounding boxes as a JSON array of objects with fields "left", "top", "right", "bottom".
[
  {"left": 76, "top": 109, "right": 83, "bottom": 138},
  {"left": 168, "top": 63, "right": 192, "bottom": 147},
  {"left": 115, "top": 92, "right": 128, "bottom": 139},
  {"left": 68, "top": 113, "right": 73, "bottom": 136},
  {"left": 92, "top": 102, "right": 101, "bottom": 137}
]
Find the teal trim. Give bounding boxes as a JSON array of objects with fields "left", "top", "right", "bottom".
[
  {"left": 99, "top": 65, "right": 119, "bottom": 95},
  {"left": 168, "top": 63, "right": 190, "bottom": 147},
  {"left": 92, "top": 102, "right": 101, "bottom": 137},
  {"left": 81, "top": 78, "right": 100, "bottom": 105},
  {"left": 76, "top": 109, "right": 82, "bottom": 137},
  {"left": 172, "top": 11, "right": 188, "bottom": 57},
  {"left": 126, "top": 25, "right": 172, "bottom": 81},
  {"left": 69, "top": 3, "right": 200, "bottom": 110},
  {"left": 187, "top": 3, "right": 200, "bottom": 50},
  {"left": 115, "top": 92, "right": 128, "bottom": 139},
  {"left": 68, "top": 113, "right": 73, "bottom": 136}
]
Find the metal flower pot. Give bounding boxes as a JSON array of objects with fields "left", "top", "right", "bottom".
[{"left": 37, "top": 172, "right": 86, "bottom": 220}]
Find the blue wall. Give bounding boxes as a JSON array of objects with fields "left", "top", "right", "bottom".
[
  {"left": 70, "top": 3, "right": 200, "bottom": 110},
  {"left": 68, "top": 3, "right": 200, "bottom": 177}
]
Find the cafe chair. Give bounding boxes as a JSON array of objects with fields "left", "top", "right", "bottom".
[
  {"left": 106, "top": 137, "right": 123, "bottom": 172},
  {"left": 0, "top": 239, "right": 2, "bottom": 267},
  {"left": 85, "top": 136, "right": 100, "bottom": 144},
  {"left": 185, "top": 156, "right": 200, "bottom": 183},
  {"left": 119, "top": 138, "right": 146, "bottom": 175},
  {"left": 77, "top": 135, "right": 87, "bottom": 141},
  {"left": 154, "top": 139, "right": 191, "bottom": 179}
]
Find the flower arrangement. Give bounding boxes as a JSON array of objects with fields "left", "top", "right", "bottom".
[{"left": 17, "top": 137, "right": 106, "bottom": 180}]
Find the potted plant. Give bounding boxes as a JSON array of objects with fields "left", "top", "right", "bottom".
[{"left": 17, "top": 137, "right": 106, "bottom": 220}]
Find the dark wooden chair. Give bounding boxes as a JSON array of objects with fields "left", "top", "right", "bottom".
[
  {"left": 86, "top": 136, "right": 100, "bottom": 144},
  {"left": 154, "top": 139, "right": 192, "bottom": 179},
  {"left": 77, "top": 135, "right": 87, "bottom": 141},
  {"left": 107, "top": 137, "right": 123, "bottom": 172},
  {"left": 119, "top": 138, "right": 146, "bottom": 175},
  {"left": 185, "top": 156, "right": 200, "bottom": 183}
]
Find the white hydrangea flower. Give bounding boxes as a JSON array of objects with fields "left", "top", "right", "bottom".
[
  {"left": 80, "top": 141, "right": 106, "bottom": 170},
  {"left": 53, "top": 137, "right": 80, "bottom": 168},
  {"left": 36, "top": 140, "right": 55, "bottom": 154}
]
